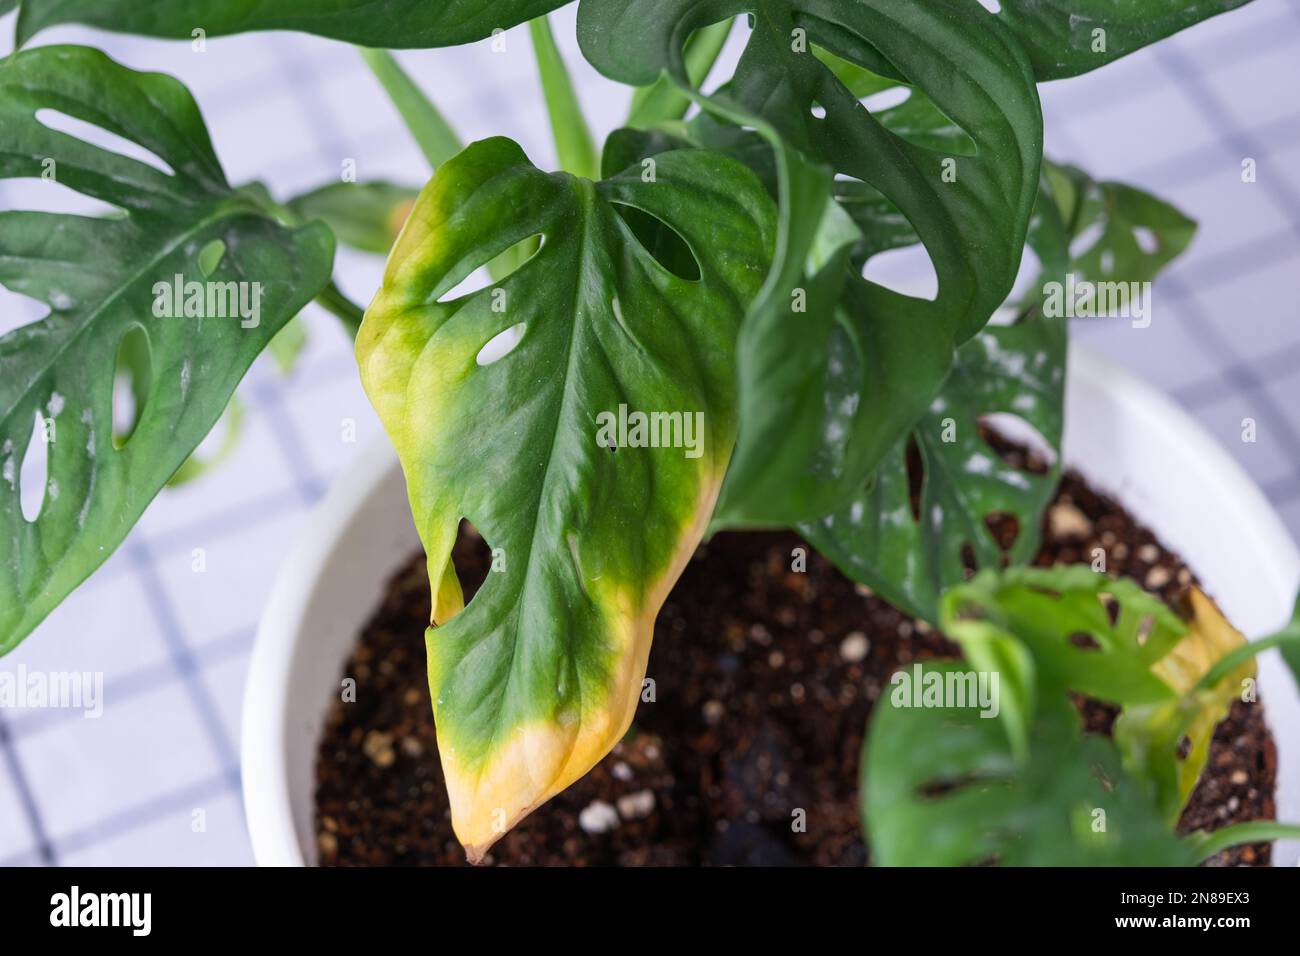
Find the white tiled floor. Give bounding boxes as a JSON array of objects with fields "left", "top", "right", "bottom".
[{"left": 0, "top": 3, "right": 1298, "bottom": 865}]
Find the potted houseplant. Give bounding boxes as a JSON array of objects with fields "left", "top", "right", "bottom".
[{"left": 1, "top": 0, "right": 1297, "bottom": 866}]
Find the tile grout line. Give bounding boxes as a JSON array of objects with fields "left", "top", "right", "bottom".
[
  {"left": 0, "top": 713, "right": 56, "bottom": 865},
  {"left": 123, "top": 537, "right": 242, "bottom": 790}
]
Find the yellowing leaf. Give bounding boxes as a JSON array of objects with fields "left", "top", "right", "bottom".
[{"left": 357, "top": 137, "right": 774, "bottom": 860}]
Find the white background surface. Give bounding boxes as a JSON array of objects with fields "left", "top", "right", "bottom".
[{"left": 0, "top": 2, "right": 1298, "bottom": 865}]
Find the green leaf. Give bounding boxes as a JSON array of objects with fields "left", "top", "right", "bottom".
[
  {"left": 287, "top": 180, "right": 419, "bottom": 255},
  {"left": 806, "top": 158, "right": 1197, "bottom": 623},
  {"left": 990, "top": 0, "right": 1254, "bottom": 81},
  {"left": 801, "top": 313, "right": 1067, "bottom": 623},
  {"left": 1042, "top": 158, "right": 1197, "bottom": 294},
  {"left": 17, "top": 0, "right": 571, "bottom": 48},
  {"left": 0, "top": 45, "right": 333, "bottom": 651},
  {"left": 865, "top": 570, "right": 1297, "bottom": 866},
  {"left": 863, "top": 661, "right": 1198, "bottom": 866},
  {"left": 580, "top": 0, "right": 1045, "bottom": 526},
  {"left": 357, "top": 137, "right": 775, "bottom": 860},
  {"left": 941, "top": 566, "right": 1185, "bottom": 705}
]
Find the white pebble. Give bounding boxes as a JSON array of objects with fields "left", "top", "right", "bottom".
[
  {"left": 840, "top": 631, "right": 870, "bottom": 662},
  {"left": 578, "top": 800, "right": 620, "bottom": 834},
  {"left": 616, "top": 790, "right": 656, "bottom": 820}
]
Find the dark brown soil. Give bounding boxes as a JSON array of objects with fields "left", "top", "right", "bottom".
[{"left": 314, "top": 467, "right": 1278, "bottom": 867}]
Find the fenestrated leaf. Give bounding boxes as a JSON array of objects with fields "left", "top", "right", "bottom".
[
  {"left": 580, "top": 0, "right": 1043, "bottom": 526},
  {"left": 357, "top": 137, "right": 774, "bottom": 860},
  {"left": 0, "top": 45, "right": 333, "bottom": 652},
  {"left": 865, "top": 567, "right": 1286, "bottom": 865},
  {"left": 1043, "top": 158, "right": 1196, "bottom": 292},
  {"left": 990, "top": 0, "right": 1253, "bottom": 81},
  {"left": 798, "top": 172, "right": 1070, "bottom": 621},
  {"left": 16, "top": 0, "right": 569, "bottom": 48},
  {"left": 940, "top": 566, "right": 1186, "bottom": 705},
  {"left": 863, "top": 662, "right": 1198, "bottom": 866},
  {"left": 287, "top": 181, "right": 418, "bottom": 255},
  {"left": 805, "top": 158, "right": 1197, "bottom": 623}
]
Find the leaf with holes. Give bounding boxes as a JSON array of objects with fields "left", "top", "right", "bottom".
[
  {"left": 803, "top": 154, "right": 1198, "bottom": 622},
  {"left": 15, "top": 0, "right": 570, "bottom": 48},
  {"left": 866, "top": 567, "right": 1285, "bottom": 865},
  {"left": 1042, "top": 158, "right": 1197, "bottom": 296},
  {"left": 940, "top": 565, "right": 1186, "bottom": 704},
  {"left": 580, "top": 0, "right": 1043, "bottom": 526},
  {"left": 863, "top": 661, "right": 1198, "bottom": 866},
  {"left": 357, "top": 136, "right": 774, "bottom": 860},
  {"left": 0, "top": 45, "right": 333, "bottom": 652}
]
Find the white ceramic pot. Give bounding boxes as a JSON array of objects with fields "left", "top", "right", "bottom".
[{"left": 242, "top": 344, "right": 1300, "bottom": 866}]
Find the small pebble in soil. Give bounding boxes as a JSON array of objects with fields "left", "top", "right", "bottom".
[
  {"left": 840, "top": 631, "right": 870, "bottom": 662},
  {"left": 1049, "top": 501, "right": 1092, "bottom": 539},
  {"left": 578, "top": 800, "right": 620, "bottom": 835},
  {"left": 617, "top": 790, "right": 656, "bottom": 820}
]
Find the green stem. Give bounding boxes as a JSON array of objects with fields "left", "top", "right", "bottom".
[
  {"left": 528, "top": 16, "right": 599, "bottom": 180},
  {"left": 358, "top": 47, "right": 462, "bottom": 171},
  {"left": 626, "top": 18, "right": 733, "bottom": 130},
  {"left": 315, "top": 280, "right": 366, "bottom": 339},
  {"left": 1190, "top": 821, "right": 1300, "bottom": 861}
]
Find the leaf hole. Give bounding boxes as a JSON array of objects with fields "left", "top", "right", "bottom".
[
  {"left": 612, "top": 202, "right": 702, "bottom": 281},
  {"left": 1069, "top": 221, "right": 1105, "bottom": 260},
  {"left": 475, "top": 322, "right": 526, "bottom": 367},
  {"left": 35, "top": 109, "right": 176, "bottom": 177},
  {"left": 1068, "top": 631, "right": 1102, "bottom": 652},
  {"left": 983, "top": 511, "right": 1021, "bottom": 557},
  {"left": 19, "top": 410, "right": 49, "bottom": 523},
  {"left": 1133, "top": 226, "right": 1159, "bottom": 254},
  {"left": 112, "top": 325, "right": 152, "bottom": 448},
  {"left": 979, "top": 415, "right": 1057, "bottom": 472},
  {"left": 453, "top": 520, "right": 493, "bottom": 602},
  {"left": 434, "top": 234, "right": 544, "bottom": 304},
  {"left": 0, "top": 177, "right": 125, "bottom": 220},
  {"left": 861, "top": 86, "right": 911, "bottom": 113},
  {"left": 976, "top": 0, "right": 1002, "bottom": 13},
  {"left": 916, "top": 770, "right": 1001, "bottom": 800},
  {"left": 904, "top": 435, "right": 924, "bottom": 522},
  {"left": 0, "top": 284, "right": 52, "bottom": 338},
  {"left": 861, "top": 243, "right": 938, "bottom": 301}
]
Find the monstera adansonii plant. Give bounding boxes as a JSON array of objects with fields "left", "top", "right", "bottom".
[{"left": 4, "top": 0, "right": 1294, "bottom": 863}]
